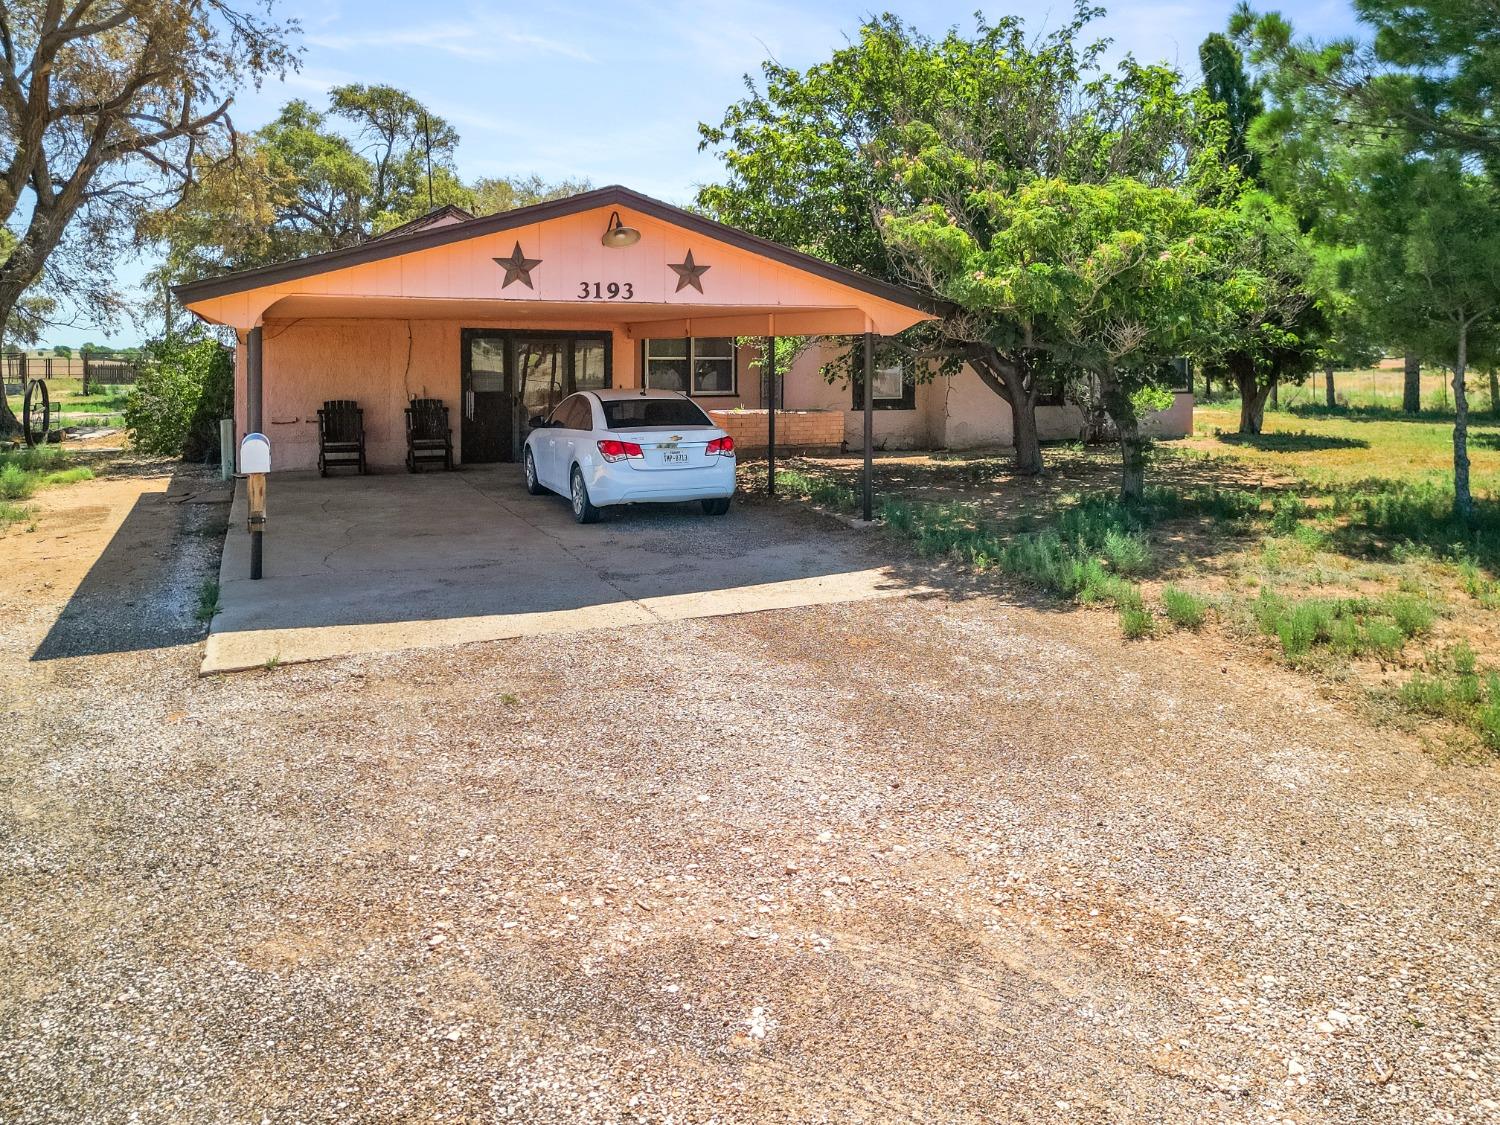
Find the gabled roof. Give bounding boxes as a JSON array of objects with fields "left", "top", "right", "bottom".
[
  {"left": 373, "top": 203, "right": 475, "bottom": 240},
  {"left": 171, "top": 184, "right": 933, "bottom": 314}
]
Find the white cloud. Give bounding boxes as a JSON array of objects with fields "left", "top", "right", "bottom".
[{"left": 308, "top": 19, "right": 592, "bottom": 62}]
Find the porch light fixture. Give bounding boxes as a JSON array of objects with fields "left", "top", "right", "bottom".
[{"left": 601, "top": 210, "right": 641, "bottom": 248}]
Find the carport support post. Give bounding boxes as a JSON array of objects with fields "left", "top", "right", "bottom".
[
  {"left": 247, "top": 326, "right": 264, "bottom": 436},
  {"left": 862, "top": 331, "right": 875, "bottom": 521},
  {"left": 765, "top": 337, "right": 777, "bottom": 496}
]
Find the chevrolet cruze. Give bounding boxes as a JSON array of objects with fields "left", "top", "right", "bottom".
[{"left": 523, "top": 389, "right": 737, "bottom": 523}]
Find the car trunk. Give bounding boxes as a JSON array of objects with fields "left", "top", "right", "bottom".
[{"left": 609, "top": 426, "right": 721, "bottom": 471}]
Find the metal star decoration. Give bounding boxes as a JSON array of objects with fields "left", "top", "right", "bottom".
[
  {"left": 668, "top": 249, "right": 710, "bottom": 293},
  {"left": 494, "top": 241, "right": 542, "bottom": 289}
]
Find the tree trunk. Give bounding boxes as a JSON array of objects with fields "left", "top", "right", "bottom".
[
  {"left": 1488, "top": 367, "right": 1499, "bottom": 418},
  {"left": 1269, "top": 378, "right": 1279, "bottom": 409},
  {"left": 1010, "top": 388, "right": 1043, "bottom": 475},
  {"left": 1324, "top": 365, "right": 1336, "bottom": 408},
  {"left": 1097, "top": 368, "right": 1145, "bottom": 501},
  {"left": 1453, "top": 323, "right": 1473, "bottom": 524},
  {"left": 0, "top": 321, "right": 22, "bottom": 438},
  {"left": 969, "top": 349, "right": 1043, "bottom": 475},
  {"left": 1403, "top": 350, "right": 1421, "bottom": 413},
  {"left": 1233, "top": 359, "right": 1271, "bottom": 434}
]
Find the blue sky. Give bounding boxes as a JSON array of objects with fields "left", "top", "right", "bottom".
[{"left": 67, "top": 0, "right": 1363, "bottom": 346}]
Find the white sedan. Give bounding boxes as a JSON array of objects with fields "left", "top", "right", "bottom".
[{"left": 523, "top": 389, "right": 737, "bottom": 523}]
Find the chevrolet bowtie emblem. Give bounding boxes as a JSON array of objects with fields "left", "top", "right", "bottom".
[{"left": 671, "top": 434, "right": 683, "bottom": 440}]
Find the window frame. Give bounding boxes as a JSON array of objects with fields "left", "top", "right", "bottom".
[
  {"left": 643, "top": 337, "right": 738, "bottom": 397},
  {"left": 850, "top": 345, "right": 917, "bottom": 412}
]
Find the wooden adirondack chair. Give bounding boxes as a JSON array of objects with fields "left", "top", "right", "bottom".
[
  {"left": 317, "top": 399, "right": 366, "bottom": 476},
  {"left": 405, "top": 397, "right": 453, "bottom": 472}
]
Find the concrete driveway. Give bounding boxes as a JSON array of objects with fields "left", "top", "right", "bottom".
[{"left": 204, "top": 467, "right": 918, "bottom": 672}]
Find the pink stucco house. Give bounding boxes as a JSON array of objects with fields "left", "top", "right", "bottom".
[{"left": 174, "top": 185, "right": 1190, "bottom": 471}]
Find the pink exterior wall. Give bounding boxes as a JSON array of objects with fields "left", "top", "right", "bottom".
[
  {"left": 250, "top": 317, "right": 637, "bottom": 472},
  {"left": 774, "top": 344, "right": 1195, "bottom": 452}
]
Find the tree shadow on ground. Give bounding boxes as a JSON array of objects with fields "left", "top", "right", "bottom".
[
  {"left": 1285, "top": 402, "right": 1497, "bottom": 427},
  {"left": 1213, "top": 431, "right": 1370, "bottom": 453}
]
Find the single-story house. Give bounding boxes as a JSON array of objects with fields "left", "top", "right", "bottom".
[{"left": 174, "top": 185, "right": 1191, "bottom": 471}]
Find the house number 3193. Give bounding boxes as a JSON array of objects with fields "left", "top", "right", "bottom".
[{"left": 577, "top": 281, "right": 634, "bottom": 299}]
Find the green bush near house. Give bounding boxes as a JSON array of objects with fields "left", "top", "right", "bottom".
[{"left": 125, "top": 334, "right": 234, "bottom": 460}]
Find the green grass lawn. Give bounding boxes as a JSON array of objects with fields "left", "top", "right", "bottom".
[
  {"left": 1188, "top": 404, "right": 1500, "bottom": 493},
  {"left": 757, "top": 402, "right": 1500, "bottom": 761}
]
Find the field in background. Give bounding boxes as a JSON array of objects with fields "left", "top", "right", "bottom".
[
  {"left": 4, "top": 377, "right": 130, "bottom": 429},
  {"left": 756, "top": 403, "right": 1500, "bottom": 761},
  {"left": 1201, "top": 363, "right": 1500, "bottom": 414}
]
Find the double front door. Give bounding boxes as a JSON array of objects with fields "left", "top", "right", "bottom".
[{"left": 461, "top": 330, "right": 610, "bottom": 463}]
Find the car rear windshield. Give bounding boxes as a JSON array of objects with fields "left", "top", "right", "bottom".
[{"left": 602, "top": 397, "right": 712, "bottom": 430}]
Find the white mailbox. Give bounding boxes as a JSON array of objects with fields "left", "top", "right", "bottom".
[{"left": 239, "top": 433, "right": 271, "bottom": 475}]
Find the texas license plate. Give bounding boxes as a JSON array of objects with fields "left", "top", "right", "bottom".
[{"left": 662, "top": 451, "right": 689, "bottom": 464}]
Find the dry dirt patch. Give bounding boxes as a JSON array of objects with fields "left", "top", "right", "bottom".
[{"left": 0, "top": 461, "right": 1496, "bottom": 1123}]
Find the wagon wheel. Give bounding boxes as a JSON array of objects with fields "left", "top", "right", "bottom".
[{"left": 22, "top": 378, "right": 50, "bottom": 447}]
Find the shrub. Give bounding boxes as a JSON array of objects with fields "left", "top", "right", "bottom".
[
  {"left": 1385, "top": 594, "right": 1436, "bottom": 638},
  {"left": 1254, "top": 588, "right": 1423, "bottom": 662},
  {"left": 125, "top": 334, "right": 234, "bottom": 460},
  {"left": 1119, "top": 604, "right": 1154, "bottom": 639},
  {"left": 1102, "top": 528, "right": 1152, "bottom": 576},
  {"left": 1270, "top": 494, "right": 1306, "bottom": 535},
  {"left": 1161, "top": 587, "right": 1208, "bottom": 630},
  {"left": 1396, "top": 648, "right": 1500, "bottom": 753},
  {"left": 0, "top": 463, "right": 35, "bottom": 500}
]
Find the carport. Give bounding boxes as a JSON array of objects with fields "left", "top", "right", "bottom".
[
  {"left": 175, "top": 186, "right": 940, "bottom": 670},
  {"left": 202, "top": 465, "right": 922, "bottom": 672}
]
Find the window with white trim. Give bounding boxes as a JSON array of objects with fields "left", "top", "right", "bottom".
[
  {"left": 872, "top": 362, "right": 905, "bottom": 401},
  {"left": 851, "top": 348, "right": 916, "bottom": 410},
  {"left": 644, "top": 337, "right": 737, "bottom": 396}
]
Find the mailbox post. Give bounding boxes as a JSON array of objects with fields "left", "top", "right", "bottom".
[{"left": 239, "top": 433, "right": 271, "bottom": 580}]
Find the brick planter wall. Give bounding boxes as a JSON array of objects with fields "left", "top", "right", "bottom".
[{"left": 707, "top": 409, "right": 844, "bottom": 454}]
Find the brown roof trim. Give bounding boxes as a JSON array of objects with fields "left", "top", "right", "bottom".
[
  {"left": 372, "top": 203, "right": 475, "bottom": 240},
  {"left": 171, "top": 184, "right": 935, "bottom": 314}
]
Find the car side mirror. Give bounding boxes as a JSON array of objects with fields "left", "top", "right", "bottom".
[{"left": 527, "top": 414, "right": 546, "bottom": 430}]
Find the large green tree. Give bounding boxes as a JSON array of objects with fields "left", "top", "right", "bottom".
[
  {"left": 699, "top": 6, "right": 1211, "bottom": 476},
  {"left": 1355, "top": 153, "right": 1500, "bottom": 520},
  {"left": 0, "top": 0, "right": 297, "bottom": 436},
  {"left": 142, "top": 86, "right": 468, "bottom": 276},
  {"left": 883, "top": 178, "right": 1229, "bottom": 499},
  {"left": 1198, "top": 193, "right": 1330, "bottom": 433},
  {"left": 1238, "top": 1, "right": 1500, "bottom": 519},
  {"left": 146, "top": 91, "right": 588, "bottom": 279}
]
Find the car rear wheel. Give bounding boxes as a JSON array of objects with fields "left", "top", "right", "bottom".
[
  {"left": 570, "top": 466, "right": 601, "bottom": 524},
  {"left": 523, "top": 448, "right": 545, "bottom": 495},
  {"left": 701, "top": 497, "right": 731, "bottom": 516}
]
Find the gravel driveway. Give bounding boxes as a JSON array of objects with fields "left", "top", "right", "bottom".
[{"left": 1, "top": 468, "right": 1496, "bottom": 1123}]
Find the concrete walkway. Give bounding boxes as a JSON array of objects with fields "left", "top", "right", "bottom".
[{"left": 203, "top": 467, "right": 920, "bottom": 672}]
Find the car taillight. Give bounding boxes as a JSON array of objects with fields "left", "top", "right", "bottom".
[
  {"left": 597, "top": 439, "right": 643, "bottom": 462},
  {"left": 706, "top": 435, "right": 735, "bottom": 456}
]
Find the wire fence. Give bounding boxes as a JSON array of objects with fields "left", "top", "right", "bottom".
[{"left": 1, "top": 351, "right": 139, "bottom": 394}]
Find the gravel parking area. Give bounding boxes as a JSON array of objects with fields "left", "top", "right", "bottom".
[{"left": 1, "top": 468, "right": 1497, "bottom": 1123}]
